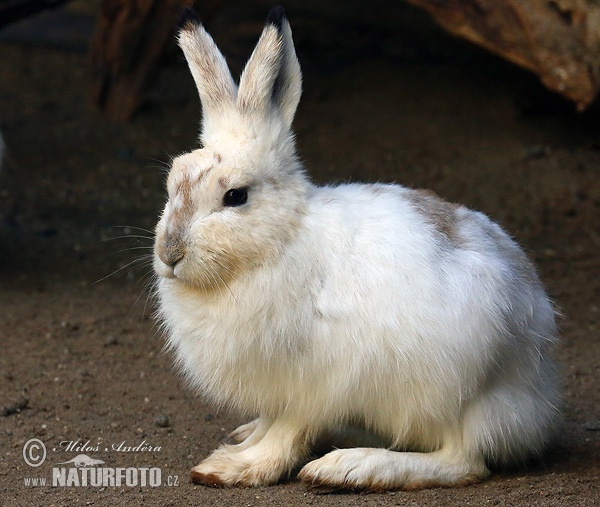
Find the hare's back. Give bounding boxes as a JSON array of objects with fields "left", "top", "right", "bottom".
[{"left": 305, "top": 182, "right": 548, "bottom": 332}]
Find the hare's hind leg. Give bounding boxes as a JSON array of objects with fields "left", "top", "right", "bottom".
[{"left": 299, "top": 446, "right": 489, "bottom": 492}]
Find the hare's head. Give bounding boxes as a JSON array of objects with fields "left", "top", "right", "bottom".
[{"left": 154, "top": 7, "right": 309, "bottom": 290}]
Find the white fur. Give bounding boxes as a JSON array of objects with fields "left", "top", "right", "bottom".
[{"left": 153, "top": 9, "right": 560, "bottom": 491}]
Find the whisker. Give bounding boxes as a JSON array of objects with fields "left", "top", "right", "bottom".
[
  {"left": 126, "top": 275, "right": 155, "bottom": 321},
  {"left": 93, "top": 255, "right": 153, "bottom": 285},
  {"left": 208, "top": 259, "right": 254, "bottom": 333},
  {"left": 108, "top": 246, "right": 155, "bottom": 257},
  {"left": 102, "top": 225, "right": 157, "bottom": 235},
  {"left": 140, "top": 276, "right": 159, "bottom": 330},
  {"left": 98, "top": 234, "right": 154, "bottom": 243},
  {"left": 149, "top": 149, "right": 175, "bottom": 164}
]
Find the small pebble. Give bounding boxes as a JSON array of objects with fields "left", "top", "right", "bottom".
[
  {"left": 1, "top": 397, "right": 29, "bottom": 417},
  {"left": 104, "top": 334, "right": 118, "bottom": 347},
  {"left": 155, "top": 414, "right": 170, "bottom": 428},
  {"left": 523, "top": 144, "right": 551, "bottom": 160},
  {"left": 583, "top": 420, "right": 600, "bottom": 432}
]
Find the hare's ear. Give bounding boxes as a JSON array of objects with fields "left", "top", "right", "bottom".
[
  {"left": 177, "top": 8, "right": 236, "bottom": 120},
  {"left": 237, "top": 6, "right": 302, "bottom": 129}
]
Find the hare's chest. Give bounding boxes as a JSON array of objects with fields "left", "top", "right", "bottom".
[{"left": 166, "top": 289, "right": 304, "bottom": 365}]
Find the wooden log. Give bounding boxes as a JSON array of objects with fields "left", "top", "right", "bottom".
[
  {"left": 90, "top": 0, "right": 198, "bottom": 122},
  {"left": 405, "top": 0, "right": 600, "bottom": 110}
]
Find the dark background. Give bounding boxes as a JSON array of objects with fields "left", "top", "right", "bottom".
[{"left": 1, "top": 1, "right": 599, "bottom": 505}]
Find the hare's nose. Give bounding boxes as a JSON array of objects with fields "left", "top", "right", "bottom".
[{"left": 157, "top": 237, "right": 185, "bottom": 267}]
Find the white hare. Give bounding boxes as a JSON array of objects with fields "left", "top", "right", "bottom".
[{"left": 153, "top": 6, "right": 560, "bottom": 491}]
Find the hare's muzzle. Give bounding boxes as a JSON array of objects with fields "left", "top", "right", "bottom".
[{"left": 156, "top": 234, "right": 185, "bottom": 269}]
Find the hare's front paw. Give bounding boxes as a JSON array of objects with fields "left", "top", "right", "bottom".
[
  {"left": 192, "top": 418, "right": 311, "bottom": 487},
  {"left": 190, "top": 444, "right": 286, "bottom": 487}
]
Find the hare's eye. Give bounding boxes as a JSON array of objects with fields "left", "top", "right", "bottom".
[{"left": 223, "top": 188, "right": 248, "bottom": 207}]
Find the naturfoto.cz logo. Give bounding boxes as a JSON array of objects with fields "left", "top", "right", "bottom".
[{"left": 22, "top": 438, "right": 179, "bottom": 488}]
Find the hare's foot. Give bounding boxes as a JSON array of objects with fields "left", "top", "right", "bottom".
[
  {"left": 299, "top": 447, "right": 488, "bottom": 492},
  {"left": 191, "top": 445, "right": 281, "bottom": 487},
  {"left": 191, "top": 419, "right": 310, "bottom": 487}
]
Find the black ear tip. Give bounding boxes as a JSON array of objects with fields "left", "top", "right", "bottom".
[
  {"left": 177, "top": 6, "right": 201, "bottom": 32},
  {"left": 266, "top": 5, "right": 286, "bottom": 29}
]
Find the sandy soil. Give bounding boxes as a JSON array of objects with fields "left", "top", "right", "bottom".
[{"left": 1, "top": 4, "right": 599, "bottom": 507}]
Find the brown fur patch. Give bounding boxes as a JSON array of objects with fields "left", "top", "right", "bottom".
[
  {"left": 368, "top": 184, "right": 387, "bottom": 195},
  {"left": 190, "top": 470, "right": 227, "bottom": 487},
  {"left": 175, "top": 175, "right": 193, "bottom": 202},
  {"left": 405, "top": 189, "right": 463, "bottom": 247},
  {"left": 218, "top": 176, "right": 230, "bottom": 189},
  {"left": 171, "top": 176, "right": 195, "bottom": 223},
  {"left": 155, "top": 174, "right": 196, "bottom": 266},
  {"left": 196, "top": 165, "right": 213, "bottom": 185}
]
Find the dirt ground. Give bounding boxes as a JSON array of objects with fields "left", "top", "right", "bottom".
[{"left": 1, "top": 3, "right": 599, "bottom": 507}]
